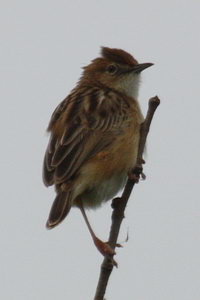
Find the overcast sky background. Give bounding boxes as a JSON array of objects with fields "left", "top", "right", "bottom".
[{"left": 1, "top": 1, "right": 200, "bottom": 299}]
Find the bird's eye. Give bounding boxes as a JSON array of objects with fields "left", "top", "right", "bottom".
[{"left": 106, "top": 64, "right": 118, "bottom": 74}]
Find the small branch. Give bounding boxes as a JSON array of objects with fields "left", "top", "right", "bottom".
[{"left": 94, "top": 96, "right": 160, "bottom": 300}]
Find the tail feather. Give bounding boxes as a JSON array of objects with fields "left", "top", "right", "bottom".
[{"left": 46, "top": 192, "right": 72, "bottom": 229}]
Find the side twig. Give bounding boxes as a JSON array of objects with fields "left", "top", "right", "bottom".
[{"left": 94, "top": 96, "right": 160, "bottom": 300}]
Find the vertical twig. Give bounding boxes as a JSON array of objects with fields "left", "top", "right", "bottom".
[{"left": 94, "top": 96, "right": 160, "bottom": 300}]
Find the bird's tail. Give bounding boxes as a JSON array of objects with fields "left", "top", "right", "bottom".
[{"left": 46, "top": 191, "right": 72, "bottom": 229}]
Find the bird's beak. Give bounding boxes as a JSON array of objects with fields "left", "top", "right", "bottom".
[{"left": 132, "top": 62, "right": 154, "bottom": 74}]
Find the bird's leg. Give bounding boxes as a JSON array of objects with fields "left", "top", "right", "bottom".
[{"left": 79, "top": 204, "right": 115, "bottom": 256}]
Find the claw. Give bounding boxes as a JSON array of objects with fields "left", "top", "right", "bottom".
[
  {"left": 93, "top": 237, "right": 116, "bottom": 256},
  {"left": 141, "top": 172, "right": 146, "bottom": 180},
  {"left": 112, "top": 258, "right": 118, "bottom": 268},
  {"left": 138, "top": 157, "right": 146, "bottom": 164},
  {"left": 128, "top": 164, "right": 143, "bottom": 183},
  {"left": 116, "top": 243, "right": 123, "bottom": 248}
]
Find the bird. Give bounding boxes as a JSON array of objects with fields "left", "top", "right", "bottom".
[{"left": 43, "top": 47, "right": 153, "bottom": 255}]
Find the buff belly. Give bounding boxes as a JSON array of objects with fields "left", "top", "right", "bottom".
[
  {"left": 72, "top": 124, "right": 140, "bottom": 209},
  {"left": 76, "top": 171, "right": 128, "bottom": 209}
]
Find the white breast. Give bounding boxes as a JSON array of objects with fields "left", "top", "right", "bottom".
[{"left": 116, "top": 73, "right": 141, "bottom": 98}]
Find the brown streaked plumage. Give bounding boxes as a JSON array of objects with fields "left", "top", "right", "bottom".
[{"left": 43, "top": 47, "right": 153, "bottom": 255}]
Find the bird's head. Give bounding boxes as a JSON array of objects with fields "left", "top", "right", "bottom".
[{"left": 81, "top": 47, "right": 153, "bottom": 98}]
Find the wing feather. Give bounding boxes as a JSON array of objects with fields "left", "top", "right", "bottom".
[
  {"left": 60, "top": 122, "right": 83, "bottom": 146},
  {"left": 43, "top": 88, "right": 130, "bottom": 186}
]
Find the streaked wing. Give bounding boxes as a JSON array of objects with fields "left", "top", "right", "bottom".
[{"left": 43, "top": 88, "right": 130, "bottom": 186}]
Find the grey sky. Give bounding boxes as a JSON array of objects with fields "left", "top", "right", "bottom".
[{"left": 1, "top": 1, "right": 200, "bottom": 299}]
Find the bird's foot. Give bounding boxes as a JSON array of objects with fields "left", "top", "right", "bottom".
[
  {"left": 94, "top": 237, "right": 121, "bottom": 267},
  {"left": 93, "top": 236, "right": 116, "bottom": 256},
  {"left": 128, "top": 164, "right": 144, "bottom": 183}
]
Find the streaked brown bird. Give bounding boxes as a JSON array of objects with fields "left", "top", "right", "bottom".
[{"left": 43, "top": 47, "right": 153, "bottom": 255}]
